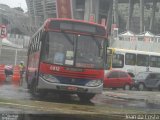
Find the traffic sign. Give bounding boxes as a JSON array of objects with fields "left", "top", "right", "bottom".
[{"left": 0, "top": 25, "right": 7, "bottom": 38}]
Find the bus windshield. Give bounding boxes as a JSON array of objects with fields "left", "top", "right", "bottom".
[{"left": 41, "top": 32, "right": 105, "bottom": 69}]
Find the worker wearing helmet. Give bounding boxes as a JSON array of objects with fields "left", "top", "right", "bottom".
[{"left": 19, "top": 61, "right": 25, "bottom": 79}]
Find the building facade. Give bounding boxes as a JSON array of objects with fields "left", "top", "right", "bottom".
[
  {"left": 26, "top": 0, "right": 57, "bottom": 27},
  {"left": 25, "top": 0, "right": 112, "bottom": 28},
  {"left": 26, "top": 0, "right": 160, "bottom": 34}
]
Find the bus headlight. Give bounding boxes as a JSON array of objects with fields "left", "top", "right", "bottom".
[
  {"left": 40, "top": 74, "right": 60, "bottom": 83},
  {"left": 86, "top": 80, "right": 102, "bottom": 87}
]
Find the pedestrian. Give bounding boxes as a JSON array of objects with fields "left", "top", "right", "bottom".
[{"left": 19, "top": 61, "right": 25, "bottom": 85}]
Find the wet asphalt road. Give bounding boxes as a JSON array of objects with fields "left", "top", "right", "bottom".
[{"left": 1, "top": 77, "right": 160, "bottom": 120}]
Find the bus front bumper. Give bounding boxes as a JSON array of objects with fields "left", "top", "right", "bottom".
[{"left": 37, "top": 77, "right": 103, "bottom": 94}]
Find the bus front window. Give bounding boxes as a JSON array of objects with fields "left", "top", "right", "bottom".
[
  {"left": 76, "top": 35, "right": 104, "bottom": 69},
  {"left": 42, "top": 32, "right": 74, "bottom": 65},
  {"left": 41, "top": 32, "right": 105, "bottom": 69}
]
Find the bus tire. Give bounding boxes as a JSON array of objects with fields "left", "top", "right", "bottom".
[
  {"left": 30, "top": 80, "right": 47, "bottom": 98},
  {"left": 77, "top": 93, "right": 95, "bottom": 102}
]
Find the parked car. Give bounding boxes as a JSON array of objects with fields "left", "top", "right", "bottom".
[
  {"left": 104, "top": 70, "right": 134, "bottom": 90},
  {"left": 134, "top": 72, "right": 160, "bottom": 91}
]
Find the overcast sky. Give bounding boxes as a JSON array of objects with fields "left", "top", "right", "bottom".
[{"left": 0, "top": 0, "right": 27, "bottom": 11}]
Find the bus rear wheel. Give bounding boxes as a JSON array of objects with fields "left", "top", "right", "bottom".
[{"left": 77, "top": 93, "right": 95, "bottom": 102}]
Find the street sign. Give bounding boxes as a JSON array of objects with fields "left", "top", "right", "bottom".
[
  {"left": 0, "top": 25, "right": 7, "bottom": 38},
  {"left": 0, "top": 25, "right": 7, "bottom": 57}
]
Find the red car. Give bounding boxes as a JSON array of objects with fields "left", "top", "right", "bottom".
[{"left": 104, "top": 70, "right": 134, "bottom": 90}]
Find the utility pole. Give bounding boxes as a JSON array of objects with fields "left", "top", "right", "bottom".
[
  {"left": 113, "top": 0, "right": 119, "bottom": 26},
  {"left": 42, "top": 0, "right": 47, "bottom": 21},
  {"left": 106, "top": 0, "right": 113, "bottom": 34}
]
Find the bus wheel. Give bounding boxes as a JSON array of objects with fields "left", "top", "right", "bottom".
[
  {"left": 77, "top": 93, "right": 95, "bottom": 102},
  {"left": 138, "top": 83, "right": 145, "bottom": 91},
  {"left": 31, "top": 80, "right": 47, "bottom": 98},
  {"left": 123, "top": 84, "right": 131, "bottom": 90}
]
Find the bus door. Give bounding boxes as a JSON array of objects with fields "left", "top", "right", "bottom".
[
  {"left": 106, "top": 49, "right": 114, "bottom": 70},
  {"left": 112, "top": 53, "right": 124, "bottom": 70}
]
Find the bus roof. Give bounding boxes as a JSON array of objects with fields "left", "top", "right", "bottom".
[
  {"left": 44, "top": 18, "right": 105, "bottom": 28},
  {"left": 41, "top": 18, "right": 107, "bottom": 36},
  {"left": 108, "top": 47, "right": 160, "bottom": 56}
]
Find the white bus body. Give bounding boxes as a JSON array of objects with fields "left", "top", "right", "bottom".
[{"left": 107, "top": 48, "right": 160, "bottom": 76}]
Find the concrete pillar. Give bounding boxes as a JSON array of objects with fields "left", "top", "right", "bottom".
[
  {"left": 71, "top": 0, "right": 76, "bottom": 19},
  {"left": 84, "top": 0, "right": 99, "bottom": 23},
  {"left": 92, "top": 0, "right": 99, "bottom": 23},
  {"left": 32, "top": 0, "right": 36, "bottom": 25},
  {"left": 106, "top": 1, "right": 113, "bottom": 34},
  {"left": 84, "top": 0, "right": 91, "bottom": 21},
  {"left": 149, "top": 0, "right": 158, "bottom": 31},
  {"left": 126, "top": 0, "right": 135, "bottom": 31},
  {"left": 42, "top": 0, "right": 47, "bottom": 21},
  {"left": 140, "top": 0, "right": 144, "bottom": 33},
  {"left": 113, "top": 0, "right": 119, "bottom": 26}
]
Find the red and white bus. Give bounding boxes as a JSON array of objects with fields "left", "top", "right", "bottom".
[{"left": 26, "top": 18, "right": 107, "bottom": 101}]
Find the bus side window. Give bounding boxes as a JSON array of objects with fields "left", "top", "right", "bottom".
[
  {"left": 150, "top": 56, "right": 157, "bottom": 67},
  {"left": 158, "top": 57, "right": 160, "bottom": 68},
  {"left": 125, "top": 53, "right": 136, "bottom": 65},
  {"left": 150, "top": 56, "right": 160, "bottom": 68},
  {"left": 112, "top": 54, "right": 124, "bottom": 68},
  {"left": 40, "top": 33, "right": 49, "bottom": 60},
  {"left": 137, "top": 54, "right": 149, "bottom": 66}
]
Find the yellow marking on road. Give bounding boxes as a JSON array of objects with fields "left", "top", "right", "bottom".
[
  {"left": 0, "top": 101, "right": 99, "bottom": 114},
  {"left": 0, "top": 98, "right": 152, "bottom": 115}
]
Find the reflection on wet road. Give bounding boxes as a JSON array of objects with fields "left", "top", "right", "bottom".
[
  {"left": 1, "top": 79, "right": 160, "bottom": 120},
  {"left": 92, "top": 94, "right": 160, "bottom": 112},
  {"left": 1, "top": 80, "right": 160, "bottom": 111}
]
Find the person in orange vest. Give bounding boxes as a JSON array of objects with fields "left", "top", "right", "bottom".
[{"left": 19, "top": 61, "right": 25, "bottom": 79}]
